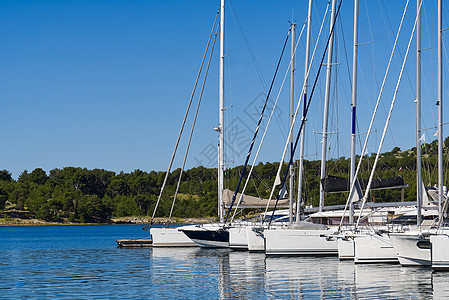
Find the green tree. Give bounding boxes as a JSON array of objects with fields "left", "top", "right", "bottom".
[
  {"left": 0, "top": 170, "right": 13, "bottom": 182},
  {"left": 113, "top": 195, "right": 140, "bottom": 217},
  {"left": 77, "top": 195, "right": 113, "bottom": 222},
  {"left": 28, "top": 168, "right": 48, "bottom": 185},
  {"left": 10, "top": 182, "right": 29, "bottom": 210},
  {"left": 134, "top": 194, "right": 151, "bottom": 215},
  {"left": 36, "top": 199, "right": 63, "bottom": 222},
  {"left": 0, "top": 187, "right": 8, "bottom": 210}
]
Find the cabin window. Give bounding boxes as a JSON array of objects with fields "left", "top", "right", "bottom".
[{"left": 416, "top": 240, "right": 431, "bottom": 249}]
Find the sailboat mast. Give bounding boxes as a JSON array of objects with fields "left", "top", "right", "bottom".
[
  {"left": 320, "top": 0, "right": 337, "bottom": 211},
  {"left": 218, "top": 0, "right": 225, "bottom": 223},
  {"left": 438, "top": 0, "right": 443, "bottom": 219},
  {"left": 297, "top": 0, "right": 313, "bottom": 223},
  {"left": 349, "top": 0, "right": 359, "bottom": 224},
  {"left": 416, "top": 0, "right": 422, "bottom": 226},
  {"left": 289, "top": 22, "right": 295, "bottom": 224}
]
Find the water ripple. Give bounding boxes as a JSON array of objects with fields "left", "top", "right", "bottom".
[{"left": 0, "top": 225, "right": 442, "bottom": 299}]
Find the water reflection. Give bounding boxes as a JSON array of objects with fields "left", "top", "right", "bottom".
[
  {"left": 220, "top": 251, "right": 266, "bottom": 299},
  {"left": 2, "top": 225, "right": 446, "bottom": 299},
  {"left": 151, "top": 248, "right": 267, "bottom": 299},
  {"left": 352, "top": 264, "right": 433, "bottom": 298},
  {"left": 150, "top": 248, "right": 440, "bottom": 299},
  {"left": 265, "top": 257, "right": 351, "bottom": 298},
  {"left": 432, "top": 272, "right": 449, "bottom": 298}
]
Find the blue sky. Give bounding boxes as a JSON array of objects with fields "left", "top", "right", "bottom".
[{"left": 0, "top": 0, "right": 447, "bottom": 179}]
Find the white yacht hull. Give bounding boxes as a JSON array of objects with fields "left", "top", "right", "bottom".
[
  {"left": 151, "top": 227, "right": 197, "bottom": 247},
  {"left": 246, "top": 226, "right": 265, "bottom": 252},
  {"left": 430, "top": 234, "right": 449, "bottom": 270},
  {"left": 177, "top": 224, "right": 229, "bottom": 248},
  {"left": 353, "top": 233, "right": 397, "bottom": 264},
  {"left": 229, "top": 226, "right": 248, "bottom": 250},
  {"left": 264, "top": 228, "right": 338, "bottom": 256},
  {"left": 337, "top": 235, "right": 355, "bottom": 260},
  {"left": 389, "top": 232, "right": 431, "bottom": 266}
]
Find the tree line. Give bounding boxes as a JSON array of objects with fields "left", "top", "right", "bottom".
[{"left": 0, "top": 138, "right": 447, "bottom": 223}]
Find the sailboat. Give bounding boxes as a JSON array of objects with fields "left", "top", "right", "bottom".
[
  {"left": 177, "top": 0, "right": 229, "bottom": 248},
  {"left": 388, "top": 0, "right": 447, "bottom": 267},
  {"left": 387, "top": 0, "right": 432, "bottom": 266},
  {"left": 179, "top": 0, "right": 295, "bottom": 248},
  {"left": 264, "top": 0, "right": 340, "bottom": 256},
  {"left": 424, "top": 0, "right": 449, "bottom": 270},
  {"left": 227, "top": 193, "right": 290, "bottom": 250},
  {"left": 350, "top": 1, "right": 419, "bottom": 264},
  {"left": 150, "top": 7, "right": 221, "bottom": 248},
  {"left": 335, "top": 0, "right": 428, "bottom": 264},
  {"left": 245, "top": 0, "right": 328, "bottom": 254}
]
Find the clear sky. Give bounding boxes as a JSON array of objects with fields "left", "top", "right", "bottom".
[{"left": 0, "top": 0, "right": 447, "bottom": 179}]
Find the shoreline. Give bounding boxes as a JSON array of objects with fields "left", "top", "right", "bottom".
[{"left": 0, "top": 216, "right": 217, "bottom": 226}]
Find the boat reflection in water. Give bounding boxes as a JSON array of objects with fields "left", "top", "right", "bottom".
[
  {"left": 264, "top": 257, "right": 434, "bottom": 298},
  {"left": 432, "top": 272, "right": 449, "bottom": 298},
  {"left": 149, "top": 248, "right": 444, "bottom": 298}
]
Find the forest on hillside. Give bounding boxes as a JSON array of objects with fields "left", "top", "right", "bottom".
[{"left": 0, "top": 138, "right": 447, "bottom": 223}]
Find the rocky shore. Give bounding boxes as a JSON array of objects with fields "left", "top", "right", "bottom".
[
  {"left": 0, "top": 210, "right": 217, "bottom": 226},
  {"left": 112, "top": 216, "right": 217, "bottom": 225}
]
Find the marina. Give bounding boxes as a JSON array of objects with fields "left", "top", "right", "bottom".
[
  {"left": 2, "top": 224, "right": 449, "bottom": 299},
  {"left": 1, "top": 0, "right": 449, "bottom": 298}
]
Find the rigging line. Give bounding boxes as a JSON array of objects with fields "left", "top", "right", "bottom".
[
  {"left": 228, "top": 0, "right": 267, "bottom": 90},
  {"left": 356, "top": 0, "right": 422, "bottom": 228},
  {"left": 417, "top": 3, "right": 433, "bottom": 139},
  {"left": 168, "top": 26, "right": 219, "bottom": 221},
  {"left": 230, "top": 19, "right": 308, "bottom": 222},
  {"left": 150, "top": 9, "right": 220, "bottom": 222},
  {"left": 443, "top": 0, "right": 449, "bottom": 33},
  {"left": 359, "top": 0, "right": 377, "bottom": 138},
  {"left": 364, "top": 0, "right": 374, "bottom": 55},
  {"left": 376, "top": 0, "right": 409, "bottom": 148},
  {"left": 378, "top": 0, "right": 415, "bottom": 96},
  {"left": 227, "top": 2, "right": 296, "bottom": 146},
  {"left": 251, "top": 178, "right": 262, "bottom": 199},
  {"left": 223, "top": 28, "right": 291, "bottom": 225},
  {"left": 332, "top": 26, "right": 343, "bottom": 164},
  {"left": 338, "top": 0, "right": 410, "bottom": 230},
  {"left": 263, "top": 0, "right": 332, "bottom": 218},
  {"left": 329, "top": 39, "right": 351, "bottom": 162},
  {"left": 223, "top": 48, "right": 235, "bottom": 177},
  {"left": 360, "top": 2, "right": 396, "bottom": 149},
  {"left": 338, "top": 12, "right": 353, "bottom": 95},
  {"left": 443, "top": 40, "right": 449, "bottom": 83},
  {"left": 268, "top": 0, "right": 344, "bottom": 228},
  {"left": 363, "top": 0, "right": 375, "bottom": 102},
  {"left": 270, "top": 21, "right": 308, "bottom": 142},
  {"left": 422, "top": 3, "right": 437, "bottom": 125},
  {"left": 353, "top": 2, "right": 372, "bottom": 164},
  {"left": 444, "top": 41, "right": 449, "bottom": 95},
  {"left": 252, "top": 171, "right": 271, "bottom": 190}
]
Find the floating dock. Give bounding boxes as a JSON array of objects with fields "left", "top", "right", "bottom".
[{"left": 116, "top": 239, "right": 153, "bottom": 248}]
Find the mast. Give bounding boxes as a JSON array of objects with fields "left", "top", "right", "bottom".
[
  {"left": 320, "top": 0, "right": 337, "bottom": 211},
  {"left": 356, "top": 2, "right": 419, "bottom": 227},
  {"left": 289, "top": 22, "right": 295, "bottom": 224},
  {"left": 349, "top": 0, "right": 359, "bottom": 224},
  {"left": 438, "top": 0, "right": 443, "bottom": 220},
  {"left": 297, "top": 0, "right": 313, "bottom": 222},
  {"left": 416, "top": 0, "right": 422, "bottom": 226},
  {"left": 218, "top": 0, "right": 225, "bottom": 223}
]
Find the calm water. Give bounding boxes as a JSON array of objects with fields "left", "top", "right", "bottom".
[{"left": 0, "top": 225, "right": 448, "bottom": 299}]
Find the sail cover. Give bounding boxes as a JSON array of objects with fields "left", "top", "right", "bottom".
[
  {"left": 321, "top": 175, "right": 406, "bottom": 193},
  {"left": 223, "top": 189, "right": 289, "bottom": 208}
]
